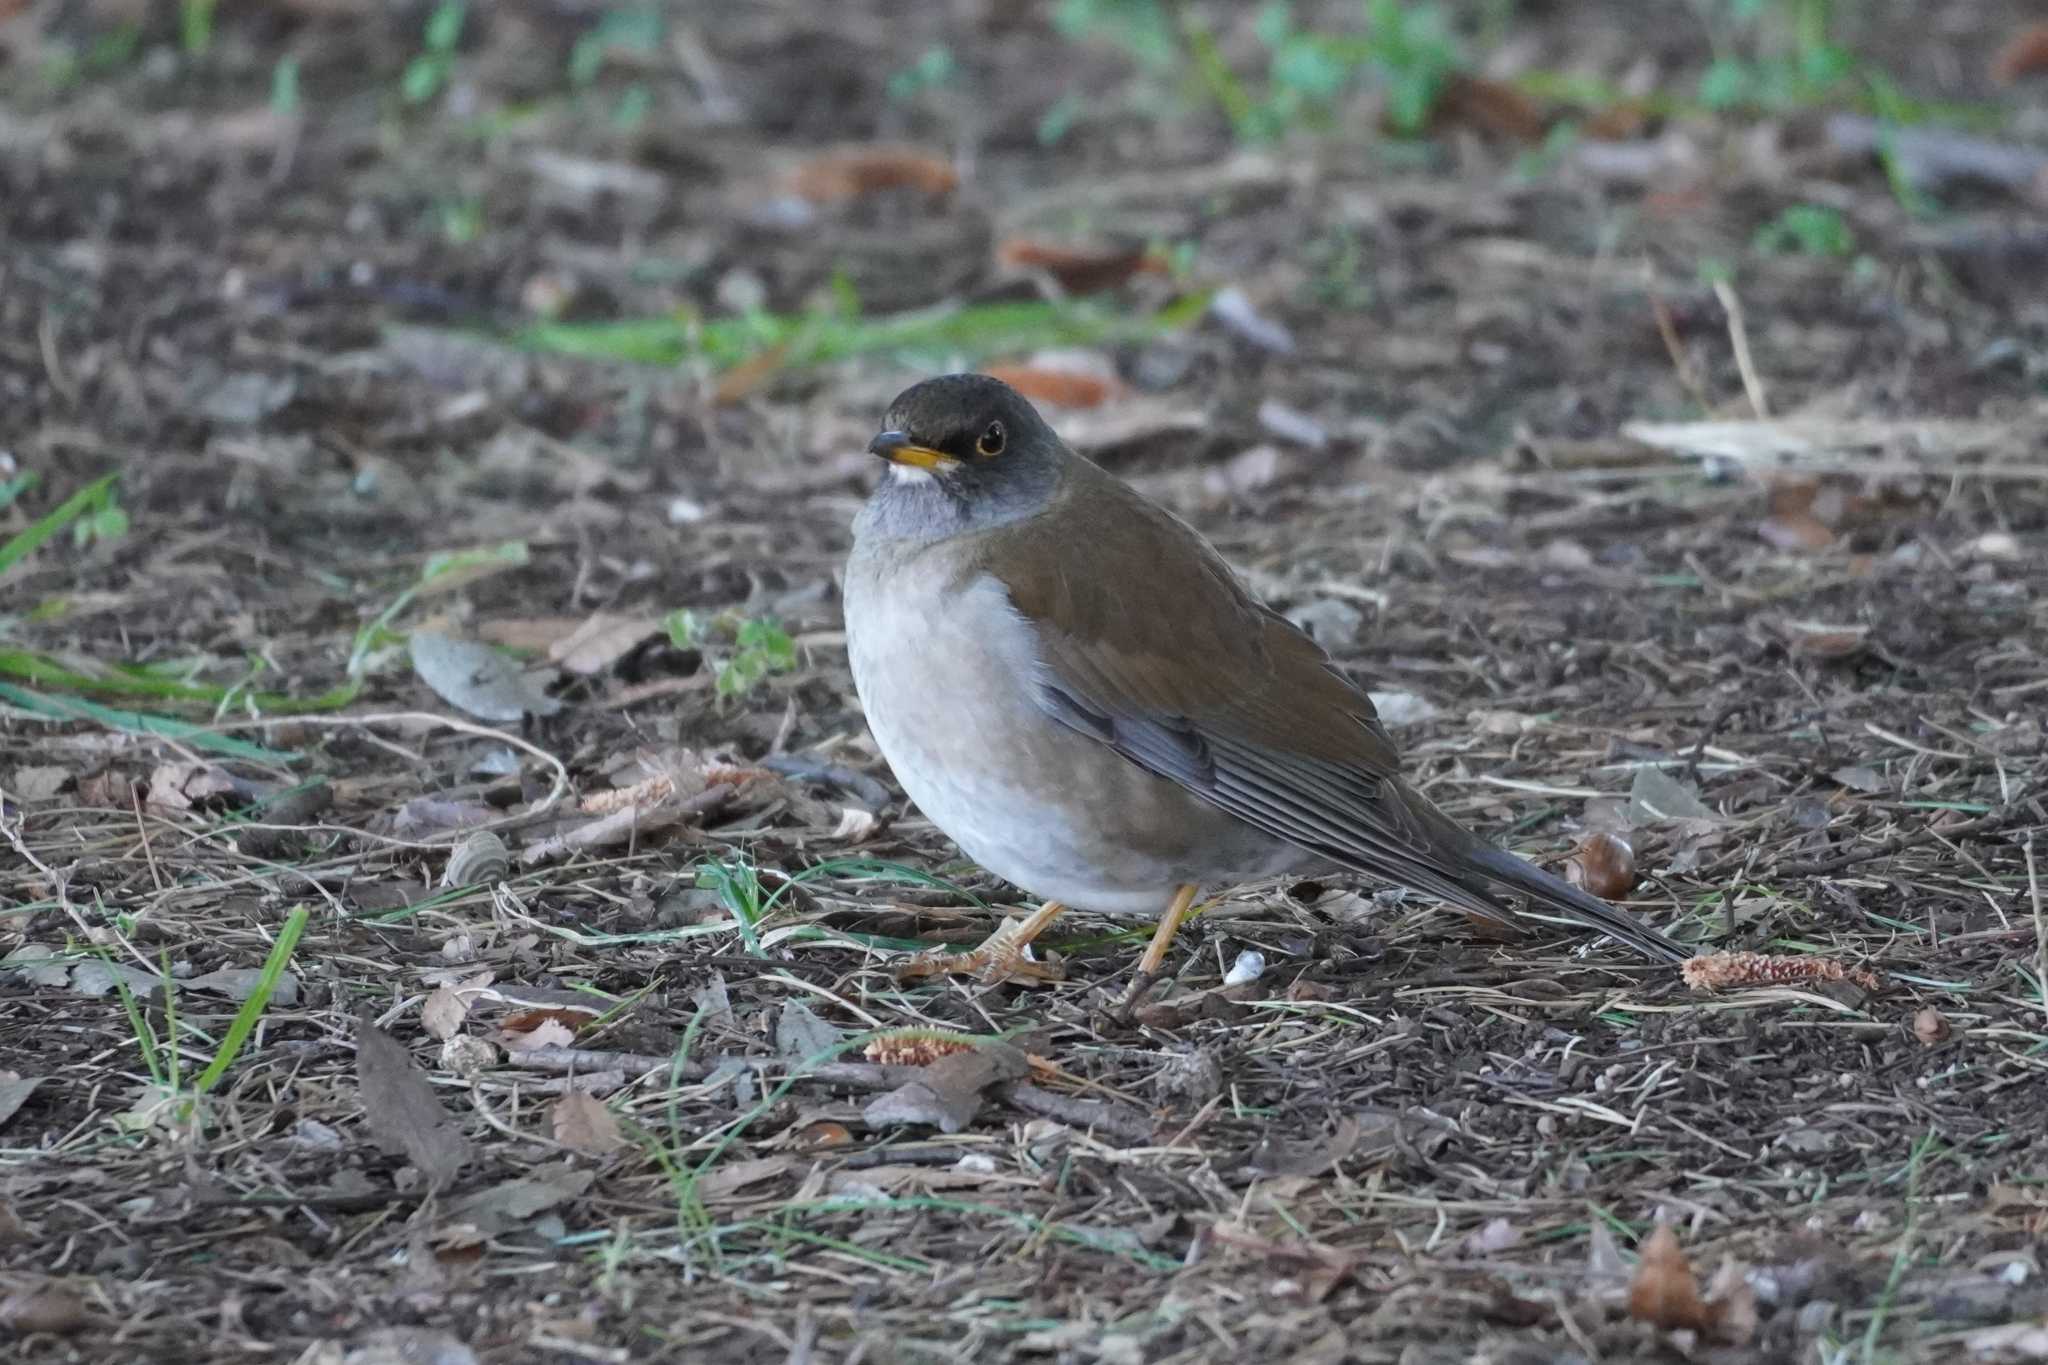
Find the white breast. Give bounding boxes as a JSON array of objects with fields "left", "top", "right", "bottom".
[{"left": 844, "top": 552, "right": 1199, "bottom": 915}]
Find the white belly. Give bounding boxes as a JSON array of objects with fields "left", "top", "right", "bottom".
[{"left": 843, "top": 547, "right": 1308, "bottom": 915}]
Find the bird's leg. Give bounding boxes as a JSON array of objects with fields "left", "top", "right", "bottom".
[
  {"left": 1118, "top": 883, "right": 1200, "bottom": 1012},
  {"left": 897, "top": 900, "right": 1069, "bottom": 984}
]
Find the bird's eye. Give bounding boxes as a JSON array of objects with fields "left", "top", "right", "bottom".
[{"left": 975, "top": 421, "right": 1006, "bottom": 457}]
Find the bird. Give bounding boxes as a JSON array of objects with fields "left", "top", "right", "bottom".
[{"left": 841, "top": 372, "right": 1690, "bottom": 995}]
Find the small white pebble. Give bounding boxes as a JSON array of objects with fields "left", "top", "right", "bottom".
[
  {"left": 953, "top": 1153, "right": 997, "bottom": 1175},
  {"left": 1223, "top": 950, "right": 1266, "bottom": 986},
  {"left": 667, "top": 497, "right": 708, "bottom": 524}
]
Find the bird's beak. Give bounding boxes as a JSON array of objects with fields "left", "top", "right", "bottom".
[{"left": 867, "top": 431, "right": 957, "bottom": 471}]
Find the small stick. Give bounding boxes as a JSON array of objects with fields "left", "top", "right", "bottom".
[
  {"left": 1713, "top": 279, "right": 1770, "bottom": 419},
  {"left": 1001, "top": 1081, "right": 1156, "bottom": 1145},
  {"left": 1646, "top": 283, "right": 1714, "bottom": 413},
  {"left": 2028, "top": 835, "right": 2046, "bottom": 1027}
]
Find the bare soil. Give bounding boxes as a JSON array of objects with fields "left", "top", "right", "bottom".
[{"left": 3, "top": 3, "right": 2046, "bottom": 1362}]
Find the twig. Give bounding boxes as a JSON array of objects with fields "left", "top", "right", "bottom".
[
  {"left": 1770, "top": 810, "right": 2009, "bottom": 879},
  {"left": 1646, "top": 283, "right": 1713, "bottom": 413},
  {"left": 1712, "top": 279, "right": 1769, "bottom": 419},
  {"left": 1002, "top": 1081, "right": 1157, "bottom": 1144},
  {"left": 2028, "top": 835, "right": 2046, "bottom": 1028}
]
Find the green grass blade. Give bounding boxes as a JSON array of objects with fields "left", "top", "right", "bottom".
[
  {"left": 192, "top": 904, "right": 309, "bottom": 1096},
  {"left": 0, "top": 682, "right": 301, "bottom": 762},
  {"left": 0, "top": 473, "right": 117, "bottom": 579}
]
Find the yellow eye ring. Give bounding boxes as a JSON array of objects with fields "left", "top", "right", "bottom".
[{"left": 975, "top": 421, "right": 1006, "bottom": 457}]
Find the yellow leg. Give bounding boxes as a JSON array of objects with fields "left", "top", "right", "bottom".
[
  {"left": 898, "top": 901, "right": 1069, "bottom": 984},
  {"left": 1137, "top": 884, "right": 1201, "bottom": 977}
]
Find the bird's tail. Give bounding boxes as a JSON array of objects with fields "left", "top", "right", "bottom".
[
  {"left": 1380, "top": 779, "right": 1692, "bottom": 964},
  {"left": 1458, "top": 836, "right": 1691, "bottom": 964}
]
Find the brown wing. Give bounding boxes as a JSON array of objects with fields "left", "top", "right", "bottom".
[
  {"left": 963, "top": 455, "right": 1522, "bottom": 922},
  {"left": 964, "top": 451, "right": 1691, "bottom": 964}
]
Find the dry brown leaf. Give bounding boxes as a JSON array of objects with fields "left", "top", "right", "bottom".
[
  {"left": 1682, "top": 951, "right": 1882, "bottom": 993},
  {"left": 498, "top": 1008, "right": 592, "bottom": 1053},
  {"left": 476, "top": 616, "right": 583, "bottom": 653},
  {"left": 1760, "top": 511, "right": 1838, "bottom": 551},
  {"left": 993, "top": 238, "right": 1165, "bottom": 294},
  {"left": 1429, "top": 73, "right": 1548, "bottom": 142},
  {"left": 711, "top": 340, "right": 793, "bottom": 405},
  {"left": 0, "top": 1282, "right": 89, "bottom": 1335},
  {"left": 1628, "top": 1224, "right": 1712, "bottom": 1331},
  {"left": 550, "top": 1090, "right": 626, "bottom": 1155},
  {"left": 1582, "top": 99, "right": 1654, "bottom": 141},
  {"left": 792, "top": 1120, "right": 852, "bottom": 1150},
  {"left": 547, "top": 613, "right": 663, "bottom": 675},
  {"left": 1564, "top": 831, "right": 1638, "bottom": 899},
  {"left": 355, "top": 1016, "right": 472, "bottom": 1185},
  {"left": 980, "top": 363, "right": 1127, "bottom": 410},
  {"left": 145, "top": 762, "right": 243, "bottom": 812},
  {"left": 862, "top": 1042, "right": 1030, "bottom": 1133},
  {"left": 1779, "top": 620, "right": 1870, "bottom": 660},
  {"left": 789, "top": 146, "right": 956, "bottom": 203},
  {"left": 1991, "top": 23, "right": 2048, "bottom": 83}
]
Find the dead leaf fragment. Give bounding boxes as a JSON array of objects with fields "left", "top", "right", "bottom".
[
  {"left": 7, "top": 766, "right": 69, "bottom": 802},
  {"left": 145, "top": 762, "right": 245, "bottom": 812},
  {"left": 187, "top": 967, "right": 300, "bottom": 1007},
  {"left": 496, "top": 1016, "right": 578, "bottom": 1054},
  {"left": 862, "top": 1042, "right": 1029, "bottom": 1133},
  {"left": 0, "top": 1075, "right": 44, "bottom": 1130},
  {"left": 1432, "top": 73, "right": 1548, "bottom": 142},
  {"left": 980, "top": 362, "right": 1126, "bottom": 410},
  {"left": 1991, "top": 24, "right": 2048, "bottom": 83},
  {"left": 993, "top": 238, "right": 1164, "bottom": 294},
  {"left": 355, "top": 1017, "right": 473, "bottom": 1186},
  {"left": 550, "top": 1091, "right": 626, "bottom": 1155},
  {"left": 1629, "top": 1224, "right": 1712, "bottom": 1331},
  {"left": 408, "top": 632, "right": 562, "bottom": 723},
  {"left": 789, "top": 145, "right": 956, "bottom": 203},
  {"left": 545, "top": 613, "right": 662, "bottom": 676},
  {"left": 0, "top": 1282, "right": 89, "bottom": 1335}
]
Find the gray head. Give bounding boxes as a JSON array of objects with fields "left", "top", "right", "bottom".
[{"left": 857, "top": 374, "right": 1064, "bottom": 542}]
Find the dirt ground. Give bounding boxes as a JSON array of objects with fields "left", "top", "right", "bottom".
[{"left": 3, "top": 2, "right": 2047, "bottom": 1362}]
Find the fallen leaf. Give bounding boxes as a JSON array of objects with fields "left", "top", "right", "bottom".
[
  {"left": 980, "top": 362, "right": 1126, "bottom": 409},
  {"left": 1991, "top": 24, "right": 2048, "bottom": 83},
  {"left": 408, "top": 632, "right": 562, "bottom": 723},
  {"left": 1432, "top": 72, "right": 1547, "bottom": 142},
  {"left": 421, "top": 987, "right": 471, "bottom": 1041},
  {"left": 445, "top": 1164, "right": 593, "bottom": 1236},
  {"left": 1629, "top": 1224, "right": 1712, "bottom": 1332},
  {"left": 1582, "top": 99, "right": 1654, "bottom": 140},
  {"left": 792, "top": 1120, "right": 852, "bottom": 1150},
  {"left": 546, "top": 613, "right": 663, "bottom": 676},
  {"left": 1831, "top": 765, "right": 1885, "bottom": 793},
  {"left": 0, "top": 1075, "right": 43, "bottom": 1130},
  {"left": 993, "top": 238, "right": 1165, "bottom": 294},
  {"left": 496, "top": 1017, "right": 578, "bottom": 1053},
  {"left": 355, "top": 1016, "right": 472, "bottom": 1185},
  {"left": 1627, "top": 766, "right": 1717, "bottom": 824},
  {"left": 862, "top": 1042, "right": 1030, "bottom": 1133},
  {"left": 0, "top": 1282, "right": 89, "bottom": 1335},
  {"left": 788, "top": 145, "right": 956, "bottom": 202},
  {"left": 70, "top": 961, "right": 166, "bottom": 999},
  {"left": 830, "top": 805, "right": 879, "bottom": 841},
  {"left": 7, "top": 766, "right": 69, "bottom": 802},
  {"left": 186, "top": 967, "right": 300, "bottom": 1006},
  {"left": 693, "top": 1154, "right": 793, "bottom": 1202},
  {"left": 1760, "top": 510, "right": 1838, "bottom": 551},
  {"left": 550, "top": 1091, "right": 626, "bottom": 1155},
  {"left": 775, "top": 1000, "right": 844, "bottom": 1063},
  {"left": 1780, "top": 620, "right": 1869, "bottom": 660},
  {"left": 145, "top": 762, "right": 246, "bottom": 812}
]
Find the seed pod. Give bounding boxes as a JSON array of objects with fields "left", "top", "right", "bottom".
[{"left": 1564, "top": 831, "right": 1637, "bottom": 899}]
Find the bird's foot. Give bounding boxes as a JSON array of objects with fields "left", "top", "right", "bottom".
[{"left": 896, "top": 902, "right": 1068, "bottom": 986}]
